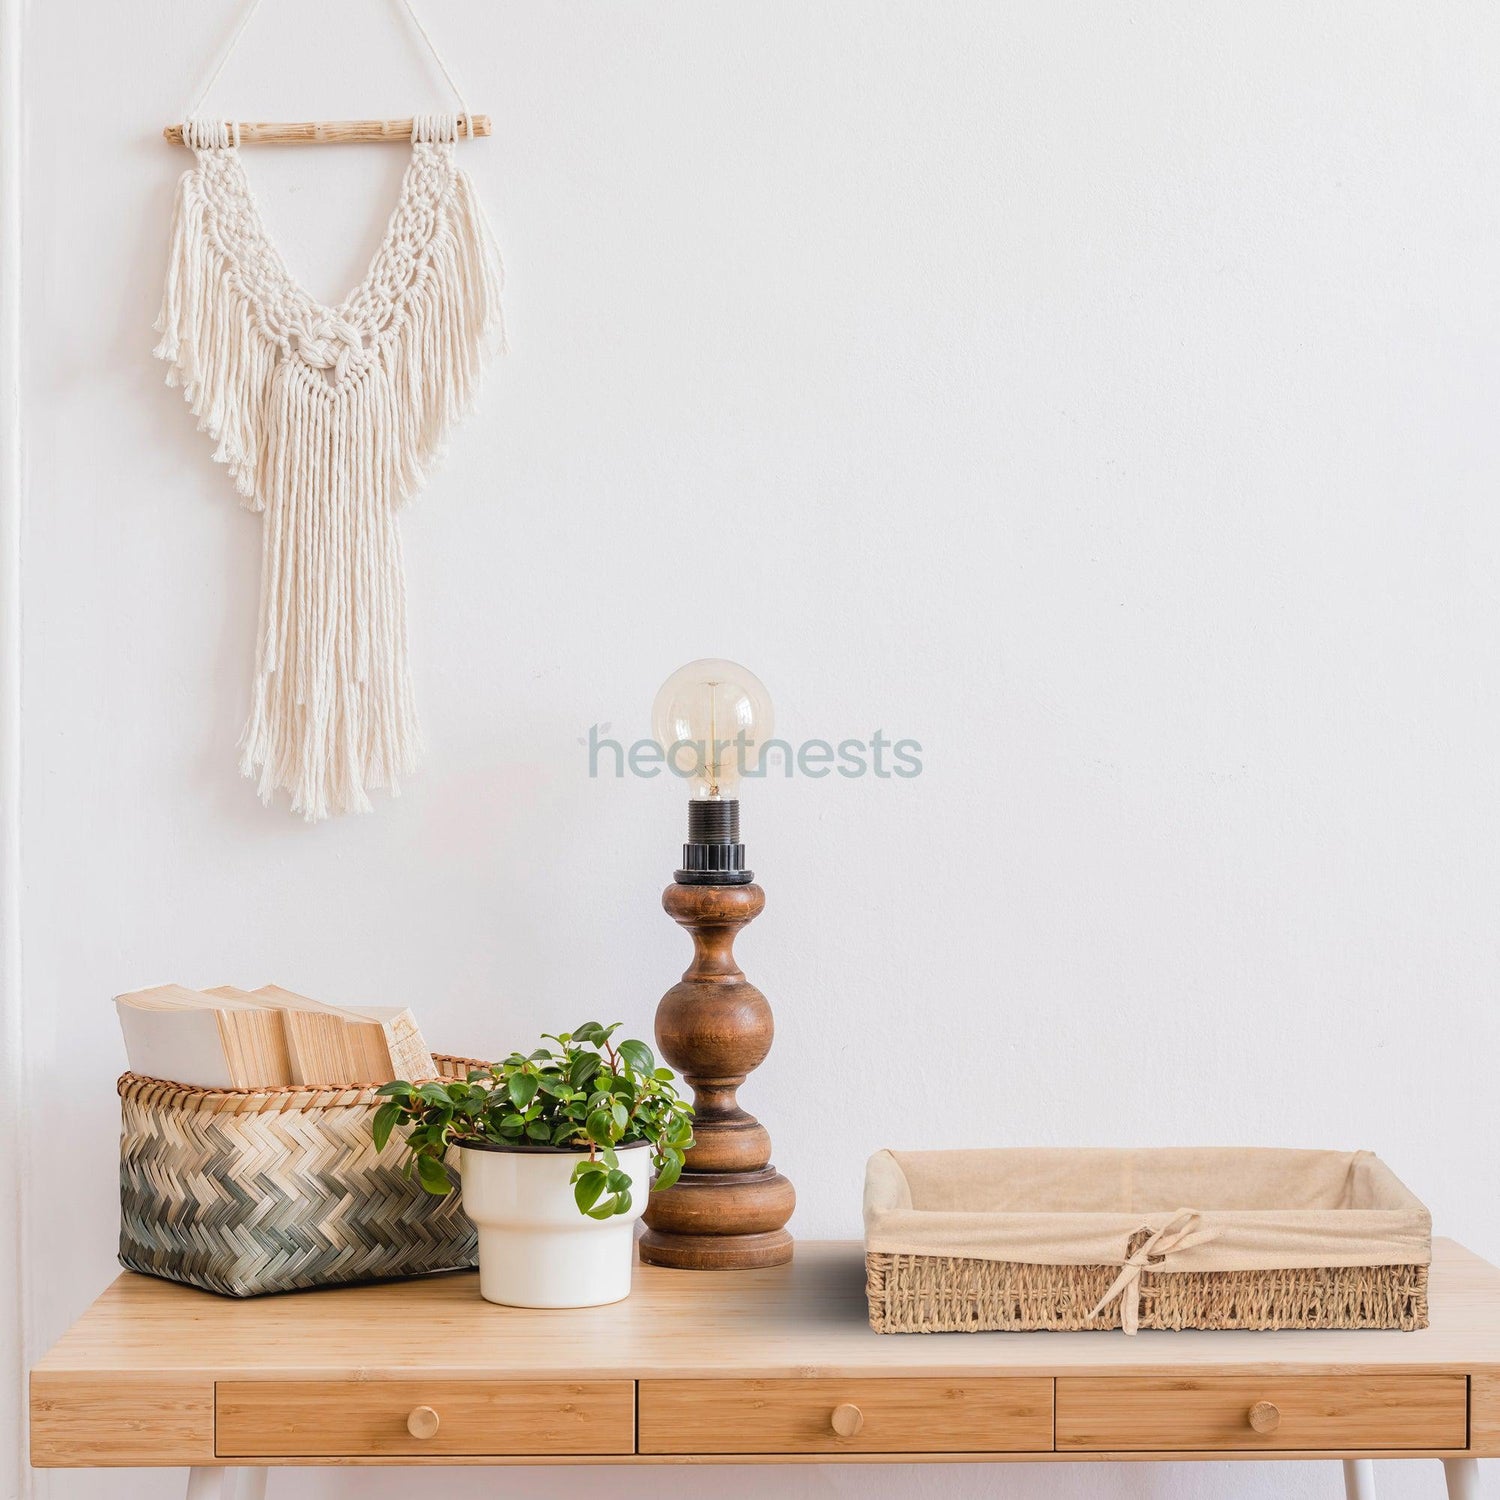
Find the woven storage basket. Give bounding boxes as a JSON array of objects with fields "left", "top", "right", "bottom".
[
  {"left": 119, "top": 1054, "right": 481, "bottom": 1297},
  {"left": 864, "top": 1147, "right": 1431, "bottom": 1334}
]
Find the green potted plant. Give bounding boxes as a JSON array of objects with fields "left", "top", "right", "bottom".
[{"left": 374, "top": 1022, "right": 693, "bottom": 1307}]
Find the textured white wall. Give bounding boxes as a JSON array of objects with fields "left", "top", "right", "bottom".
[{"left": 17, "top": 2, "right": 1500, "bottom": 1497}]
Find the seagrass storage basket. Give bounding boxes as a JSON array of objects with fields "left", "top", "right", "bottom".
[
  {"left": 119, "top": 1055, "right": 480, "bottom": 1297},
  {"left": 864, "top": 1147, "right": 1431, "bottom": 1335}
]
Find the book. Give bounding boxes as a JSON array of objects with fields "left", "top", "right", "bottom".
[
  {"left": 115, "top": 985, "right": 294, "bottom": 1089},
  {"left": 248, "top": 985, "right": 436, "bottom": 1086},
  {"left": 216, "top": 985, "right": 357, "bottom": 1087},
  {"left": 361, "top": 1006, "right": 436, "bottom": 1085}
]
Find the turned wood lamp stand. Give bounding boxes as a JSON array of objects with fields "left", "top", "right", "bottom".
[{"left": 639, "top": 798, "right": 795, "bottom": 1269}]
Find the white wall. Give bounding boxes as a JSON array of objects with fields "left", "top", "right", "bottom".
[{"left": 16, "top": 2, "right": 1500, "bottom": 1497}]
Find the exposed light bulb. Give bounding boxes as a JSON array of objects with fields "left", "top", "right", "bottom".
[{"left": 651, "top": 658, "right": 775, "bottom": 801}]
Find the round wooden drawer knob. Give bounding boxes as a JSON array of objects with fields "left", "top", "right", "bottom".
[
  {"left": 407, "top": 1405, "right": 441, "bottom": 1440},
  {"left": 830, "top": 1403, "right": 864, "bottom": 1437},
  {"left": 1247, "top": 1401, "right": 1281, "bottom": 1434}
]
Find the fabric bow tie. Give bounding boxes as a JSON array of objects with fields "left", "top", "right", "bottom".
[{"left": 1088, "top": 1208, "right": 1221, "bottom": 1334}]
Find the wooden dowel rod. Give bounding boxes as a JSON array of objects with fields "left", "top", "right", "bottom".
[{"left": 163, "top": 115, "right": 491, "bottom": 146}]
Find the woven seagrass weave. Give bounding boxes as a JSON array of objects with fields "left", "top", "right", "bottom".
[
  {"left": 866, "top": 1249, "right": 1429, "bottom": 1334},
  {"left": 119, "top": 1054, "right": 481, "bottom": 1297}
]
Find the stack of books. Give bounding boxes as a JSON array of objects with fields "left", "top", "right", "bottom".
[{"left": 114, "top": 984, "right": 436, "bottom": 1090}]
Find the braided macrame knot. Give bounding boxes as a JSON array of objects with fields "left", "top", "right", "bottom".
[
  {"left": 181, "top": 118, "right": 238, "bottom": 151},
  {"left": 411, "top": 112, "right": 461, "bottom": 144},
  {"left": 290, "top": 315, "right": 369, "bottom": 383}
]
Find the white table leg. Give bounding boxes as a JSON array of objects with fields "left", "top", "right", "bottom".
[
  {"left": 235, "top": 1471, "right": 268, "bottom": 1500},
  {"left": 184, "top": 1471, "right": 230, "bottom": 1500},
  {"left": 1445, "top": 1458, "right": 1483, "bottom": 1500},
  {"left": 1343, "top": 1458, "right": 1377, "bottom": 1498}
]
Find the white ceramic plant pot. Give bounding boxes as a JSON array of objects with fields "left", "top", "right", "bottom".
[{"left": 457, "top": 1141, "right": 653, "bottom": 1308}]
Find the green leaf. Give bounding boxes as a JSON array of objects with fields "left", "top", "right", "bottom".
[
  {"left": 610, "top": 1101, "right": 629, "bottom": 1132},
  {"left": 525, "top": 1119, "right": 551, "bottom": 1141},
  {"left": 586, "top": 1109, "right": 615, "bottom": 1146},
  {"left": 605, "top": 1169, "right": 631, "bottom": 1192},
  {"left": 653, "top": 1154, "right": 683, "bottom": 1192},
  {"left": 611, "top": 1190, "right": 634, "bottom": 1215},
  {"left": 376, "top": 1081, "right": 413, "bottom": 1098},
  {"left": 569, "top": 1052, "right": 602, "bottom": 1089},
  {"left": 574, "top": 1172, "right": 606, "bottom": 1214},
  {"left": 417, "top": 1082, "right": 453, "bottom": 1106},
  {"left": 573, "top": 1021, "right": 605, "bottom": 1044},
  {"left": 507, "top": 1073, "right": 538, "bottom": 1108},
  {"left": 372, "top": 1101, "right": 400, "bottom": 1153},
  {"left": 618, "top": 1039, "right": 654, "bottom": 1074},
  {"left": 415, "top": 1154, "right": 452, "bottom": 1194}
]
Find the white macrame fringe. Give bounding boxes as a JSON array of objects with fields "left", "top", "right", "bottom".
[{"left": 154, "top": 117, "right": 504, "bottom": 820}]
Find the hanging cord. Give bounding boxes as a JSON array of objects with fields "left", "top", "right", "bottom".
[
  {"left": 395, "top": 0, "right": 473, "bottom": 134},
  {"left": 184, "top": 0, "right": 474, "bottom": 134},
  {"left": 185, "top": 0, "right": 267, "bottom": 116}
]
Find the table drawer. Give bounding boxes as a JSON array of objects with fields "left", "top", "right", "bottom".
[
  {"left": 1056, "top": 1375, "right": 1468, "bottom": 1452},
  {"left": 216, "top": 1379, "right": 635, "bottom": 1458},
  {"left": 639, "top": 1377, "right": 1054, "bottom": 1454}
]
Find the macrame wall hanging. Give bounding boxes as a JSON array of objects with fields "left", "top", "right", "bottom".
[{"left": 155, "top": 0, "right": 505, "bottom": 820}]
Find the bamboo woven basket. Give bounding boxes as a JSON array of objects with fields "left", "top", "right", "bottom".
[
  {"left": 119, "top": 1054, "right": 481, "bottom": 1297},
  {"left": 864, "top": 1147, "right": 1431, "bottom": 1335}
]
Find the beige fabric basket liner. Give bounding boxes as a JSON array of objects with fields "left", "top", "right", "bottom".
[{"left": 864, "top": 1147, "right": 1431, "bottom": 1273}]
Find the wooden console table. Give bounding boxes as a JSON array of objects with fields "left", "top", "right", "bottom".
[{"left": 31, "top": 1239, "right": 1500, "bottom": 1498}]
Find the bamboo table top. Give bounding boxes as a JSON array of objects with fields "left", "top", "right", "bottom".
[{"left": 34, "top": 1237, "right": 1500, "bottom": 1382}]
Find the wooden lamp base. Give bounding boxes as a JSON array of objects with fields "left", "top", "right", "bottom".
[{"left": 638, "top": 881, "right": 795, "bottom": 1270}]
